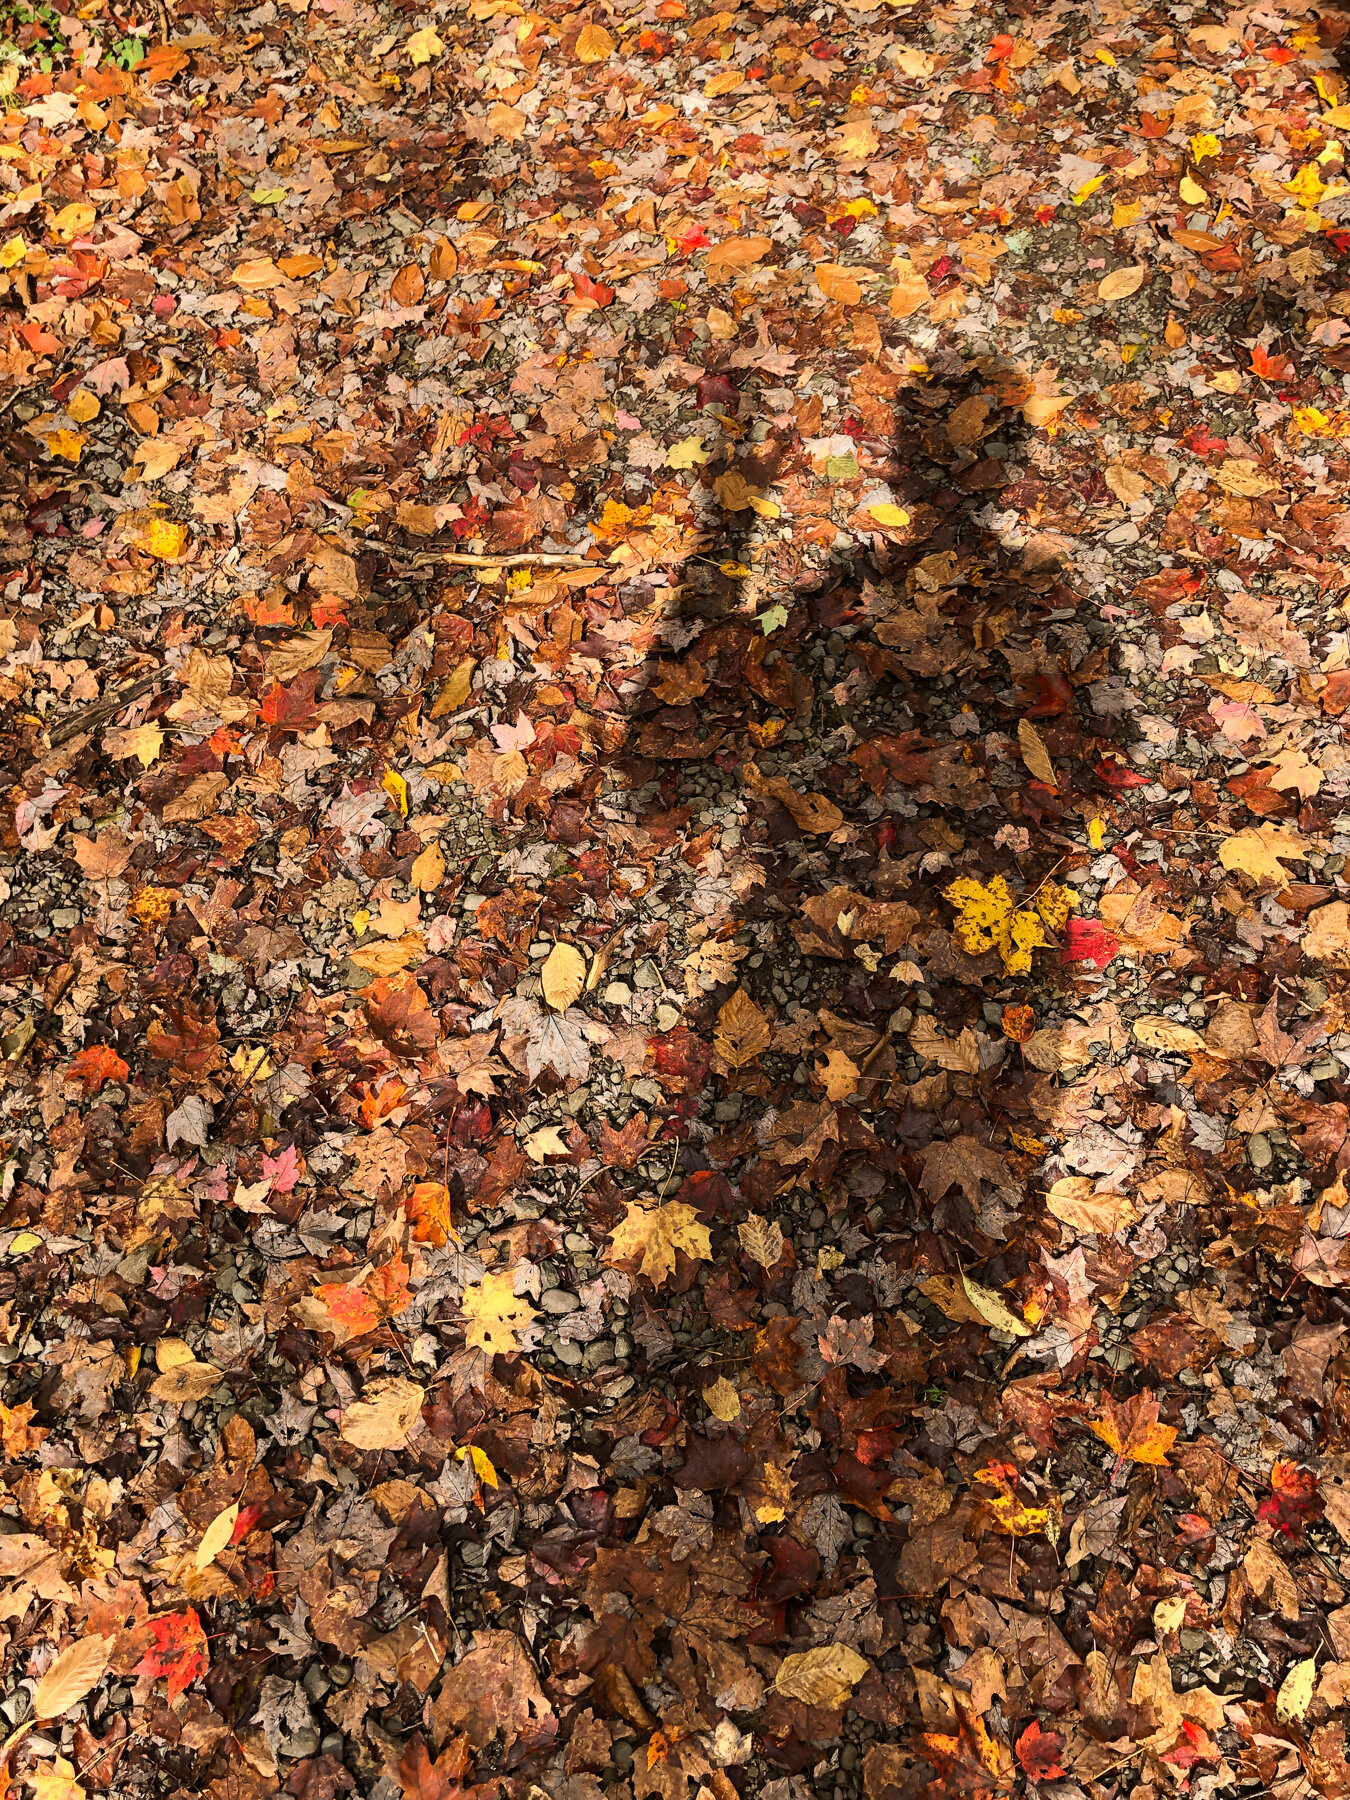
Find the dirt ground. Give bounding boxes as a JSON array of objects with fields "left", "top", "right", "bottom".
[{"left": 4, "top": 2, "right": 1350, "bottom": 1800}]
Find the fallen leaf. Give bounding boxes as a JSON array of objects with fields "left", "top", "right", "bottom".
[
  {"left": 540, "top": 941, "right": 586, "bottom": 1012},
  {"left": 33, "top": 1636, "right": 111, "bottom": 1720},
  {"left": 339, "top": 1377, "right": 425, "bottom": 1451},
  {"left": 775, "top": 1643, "right": 870, "bottom": 1708}
]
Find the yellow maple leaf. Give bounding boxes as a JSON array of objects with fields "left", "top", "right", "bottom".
[
  {"left": 944, "top": 873, "right": 1048, "bottom": 976},
  {"left": 461, "top": 1267, "right": 537, "bottom": 1355},
  {"left": 605, "top": 1200, "right": 711, "bottom": 1287},
  {"left": 44, "top": 429, "right": 85, "bottom": 462},
  {"left": 32, "top": 1758, "right": 84, "bottom": 1800},
  {"left": 136, "top": 519, "right": 188, "bottom": 560},
  {"left": 407, "top": 26, "right": 444, "bottom": 64},
  {"left": 1286, "top": 162, "right": 1326, "bottom": 208},
  {"left": 1034, "top": 879, "right": 1078, "bottom": 934}
]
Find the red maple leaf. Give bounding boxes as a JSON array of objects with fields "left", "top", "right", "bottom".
[
  {"left": 648, "top": 1025, "right": 710, "bottom": 1095},
  {"left": 366, "top": 1251, "right": 414, "bottom": 1320},
  {"left": 1250, "top": 344, "right": 1295, "bottom": 382},
  {"left": 258, "top": 670, "right": 320, "bottom": 733},
  {"left": 571, "top": 271, "right": 614, "bottom": 307},
  {"left": 315, "top": 1282, "right": 380, "bottom": 1337},
  {"left": 1063, "top": 918, "right": 1118, "bottom": 970},
  {"left": 1016, "top": 1722, "right": 1066, "bottom": 1784},
  {"left": 1257, "top": 1459, "right": 1322, "bottom": 1538},
  {"left": 66, "top": 1044, "right": 129, "bottom": 1095},
  {"left": 136, "top": 1608, "right": 208, "bottom": 1701}
]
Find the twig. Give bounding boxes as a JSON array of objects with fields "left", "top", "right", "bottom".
[
  {"left": 46, "top": 668, "right": 164, "bottom": 749},
  {"left": 396, "top": 551, "right": 593, "bottom": 570}
]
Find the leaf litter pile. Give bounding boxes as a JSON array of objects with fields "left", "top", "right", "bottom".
[{"left": 17, "top": 0, "right": 1350, "bottom": 1798}]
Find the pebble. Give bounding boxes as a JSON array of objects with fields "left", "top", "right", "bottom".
[
  {"left": 553, "top": 1338, "right": 584, "bottom": 1367},
  {"left": 1247, "top": 1133, "right": 1272, "bottom": 1170},
  {"left": 541, "top": 1289, "right": 580, "bottom": 1315}
]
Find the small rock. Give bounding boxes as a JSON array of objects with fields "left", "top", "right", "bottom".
[
  {"left": 1247, "top": 1133, "right": 1272, "bottom": 1170},
  {"left": 541, "top": 1288, "right": 580, "bottom": 1315}
]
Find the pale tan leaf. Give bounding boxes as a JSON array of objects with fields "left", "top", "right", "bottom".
[
  {"left": 1044, "top": 1177, "right": 1139, "bottom": 1238},
  {"left": 195, "top": 1503, "right": 239, "bottom": 1571},
  {"left": 737, "top": 1216, "right": 784, "bottom": 1268},
  {"left": 1215, "top": 457, "right": 1277, "bottom": 497},
  {"left": 541, "top": 941, "right": 586, "bottom": 1012},
  {"left": 149, "top": 1360, "right": 222, "bottom": 1403},
  {"left": 1098, "top": 265, "right": 1146, "bottom": 302},
  {"left": 775, "top": 1644, "right": 869, "bottom": 1708},
  {"left": 339, "top": 1377, "right": 425, "bottom": 1451},
  {"left": 1132, "top": 1014, "right": 1207, "bottom": 1054},
  {"left": 33, "top": 1636, "right": 111, "bottom": 1719},
  {"left": 1017, "top": 717, "right": 1056, "bottom": 786}
]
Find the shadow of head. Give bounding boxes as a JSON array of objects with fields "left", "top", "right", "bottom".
[{"left": 620, "top": 333, "right": 1077, "bottom": 803}]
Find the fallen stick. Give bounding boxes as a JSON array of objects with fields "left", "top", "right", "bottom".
[
  {"left": 46, "top": 667, "right": 164, "bottom": 749},
  {"left": 400, "top": 551, "right": 592, "bottom": 569}
]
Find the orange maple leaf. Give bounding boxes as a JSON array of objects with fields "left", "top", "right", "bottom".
[
  {"left": 66, "top": 1044, "right": 130, "bottom": 1095},
  {"left": 406, "top": 1180, "right": 454, "bottom": 1247},
  {"left": 1088, "top": 1391, "right": 1178, "bottom": 1465}
]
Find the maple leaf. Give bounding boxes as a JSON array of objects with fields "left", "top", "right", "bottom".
[
  {"left": 1220, "top": 823, "right": 1312, "bottom": 885},
  {"left": 604, "top": 1200, "right": 712, "bottom": 1287},
  {"left": 944, "top": 874, "right": 1047, "bottom": 975},
  {"left": 597, "top": 1113, "right": 649, "bottom": 1169},
  {"left": 406, "top": 1180, "right": 454, "bottom": 1247},
  {"left": 920, "top": 1136, "right": 1011, "bottom": 1211},
  {"left": 340, "top": 1376, "right": 425, "bottom": 1451},
  {"left": 31, "top": 1758, "right": 85, "bottom": 1800},
  {"left": 1089, "top": 1392, "right": 1178, "bottom": 1466},
  {"left": 648, "top": 1025, "right": 711, "bottom": 1094},
  {"left": 136, "top": 1609, "right": 208, "bottom": 1701},
  {"left": 1015, "top": 1721, "right": 1066, "bottom": 1783},
  {"left": 365, "top": 972, "right": 439, "bottom": 1055},
  {"left": 65, "top": 1044, "right": 129, "bottom": 1096},
  {"left": 429, "top": 1629, "right": 557, "bottom": 1753},
  {"left": 262, "top": 1144, "right": 301, "bottom": 1193},
  {"left": 461, "top": 1268, "right": 538, "bottom": 1356},
  {"left": 714, "top": 988, "right": 771, "bottom": 1070}
]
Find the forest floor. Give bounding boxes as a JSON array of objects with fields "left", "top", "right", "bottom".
[{"left": 3, "top": 2, "right": 1350, "bottom": 1800}]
